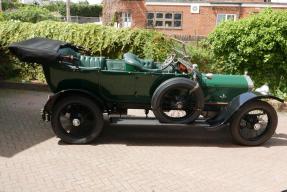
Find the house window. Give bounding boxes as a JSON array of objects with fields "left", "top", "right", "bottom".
[
  {"left": 114, "top": 12, "right": 132, "bottom": 28},
  {"left": 146, "top": 12, "right": 182, "bottom": 29},
  {"left": 122, "top": 12, "right": 132, "bottom": 27},
  {"left": 216, "top": 14, "right": 237, "bottom": 25}
]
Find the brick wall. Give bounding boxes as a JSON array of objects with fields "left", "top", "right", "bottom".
[
  {"left": 117, "top": 0, "right": 147, "bottom": 27},
  {"left": 102, "top": 0, "right": 146, "bottom": 27},
  {"left": 147, "top": 5, "right": 223, "bottom": 36},
  {"left": 103, "top": 0, "right": 287, "bottom": 37},
  {"left": 209, "top": 0, "right": 265, "bottom": 2},
  {"left": 145, "top": 5, "right": 287, "bottom": 36}
]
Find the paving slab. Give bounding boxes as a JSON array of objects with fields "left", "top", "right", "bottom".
[{"left": 0, "top": 89, "right": 287, "bottom": 192}]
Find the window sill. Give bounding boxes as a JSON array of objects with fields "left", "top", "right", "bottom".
[{"left": 146, "top": 27, "right": 182, "bottom": 30}]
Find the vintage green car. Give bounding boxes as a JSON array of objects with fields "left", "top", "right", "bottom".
[{"left": 9, "top": 38, "right": 283, "bottom": 145}]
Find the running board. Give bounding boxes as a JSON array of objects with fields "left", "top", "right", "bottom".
[{"left": 108, "top": 116, "right": 228, "bottom": 130}]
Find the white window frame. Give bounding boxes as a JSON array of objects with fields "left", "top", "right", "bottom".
[
  {"left": 146, "top": 12, "right": 182, "bottom": 29},
  {"left": 114, "top": 12, "right": 132, "bottom": 28},
  {"left": 216, "top": 14, "right": 237, "bottom": 25},
  {"left": 122, "top": 12, "right": 132, "bottom": 28}
]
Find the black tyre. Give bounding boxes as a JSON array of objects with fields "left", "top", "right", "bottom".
[
  {"left": 230, "top": 100, "right": 277, "bottom": 146},
  {"left": 151, "top": 77, "right": 204, "bottom": 124},
  {"left": 51, "top": 96, "right": 104, "bottom": 144}
]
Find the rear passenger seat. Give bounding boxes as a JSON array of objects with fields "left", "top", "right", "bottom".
[
  {"left": 58, "top": 47, "right": 133, "bottom": 71},
  {"left": 105, "top": 59, "right": 126, "bottom": 71},
  {"left": 79, "top": 55, "right": 105, "bottom": 69},
  {"left": 78, "top": 56, "right": 126, "bottom": 71}
]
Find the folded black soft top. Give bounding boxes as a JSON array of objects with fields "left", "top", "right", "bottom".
[{"left": 8, "top": 37, "right": 78, "bottom": 64}]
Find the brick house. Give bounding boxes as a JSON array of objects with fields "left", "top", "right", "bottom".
[
  {"left": 102, "top": 0, "right": 147, "bottom": 28},
  {"left": 103, "top": 0, "right": 287, "bottom": 37}
]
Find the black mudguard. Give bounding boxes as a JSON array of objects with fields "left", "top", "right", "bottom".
[
  {"left": 42, "top": 89, "right": 104, "bottom": 117},
  {"left": 207, "top": 92, "right": 283, "bottom": 129}
]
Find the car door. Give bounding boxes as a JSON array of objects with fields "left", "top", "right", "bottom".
[
  {"left": 133, "top": 71, "right": 178, "bottom": 104},
  {"left": 99, "top": 70, "right": 136, "bottom": 103}
]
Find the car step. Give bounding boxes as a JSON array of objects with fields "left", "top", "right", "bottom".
[{"left": 109, "top": 116, "right": 211, "bottom": 128}]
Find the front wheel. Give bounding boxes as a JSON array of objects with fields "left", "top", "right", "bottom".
[
  {"left": 151, "top": 78, "right": 204, "bottom": 124},
  {"left": 230, "top": 100, "right": 278, "bottom": 146},
  {"left": 51, "top": 96, "right": 104, "bottom": 144}
]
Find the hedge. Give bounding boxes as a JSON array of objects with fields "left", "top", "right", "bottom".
[
  {"left": 1, "top": 0, "right": 20, "bottom": 11},
  {"left": 0, "top": 20, "right": 172, "bottom": 81},
  {"left": 1, "top": 1, "right": 102, "bottom": 17},
  {"left": 3, "top": 6, "right": 58, "bottom": 23},
  {"left": 207, "top": 9, "right": 287, "bottom": 98},
  {"left": 44, "top": 2, "right": 102, "bottom": 17}
]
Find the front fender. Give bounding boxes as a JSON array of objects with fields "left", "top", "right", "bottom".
[{"left": 208, "top": 92, "right": 283, "bottom": 126}]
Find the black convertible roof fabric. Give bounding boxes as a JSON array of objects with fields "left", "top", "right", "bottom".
[{"left": 8, "top": 37, "right": 78, "bottom": 64}]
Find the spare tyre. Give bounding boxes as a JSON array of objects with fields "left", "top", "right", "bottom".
[{"left": 151, "top": 77, "right": 204, "bottom": 124}]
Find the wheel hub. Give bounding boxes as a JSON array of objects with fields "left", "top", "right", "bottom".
[
  {"left": 254, "top": 123, "right": 262, "bottom": 130},
  {"left": 175, "top": 101, "right": 184, "bottom": 109},
  {"left": 72, "top": 118, "right": 81, "bottom": 127}
]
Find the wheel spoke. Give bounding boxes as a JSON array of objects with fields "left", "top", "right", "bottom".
[
  {"left": 58, "top": 103, "right": 96, "bottom": 138},
  {"left": 239, "top": 109, "right": 270, "bottom": 140},
  {"left": 159, "top": 87, "right": 197, "bottom": 120}
]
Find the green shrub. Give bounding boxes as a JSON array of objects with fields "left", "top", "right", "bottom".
[
  {"left": 0, "top": 20, "right": 172, "bottom": 81},
  {"left": 0, "top": 51, "right": 19, "bottom": 80},
  {"left": 1, "top": 0, "right": 20, "bottom": 11},
  {"left": 207, "top": 9, "right": 287, "bottom": 94},
  {"left": 69, "top": 3, "right": 102, "bottom": 17},
  {"left": 186, "top": 41, "right": 214, "bottom": 72},
  {"left": 44, "top": 2, "right": 102, "bottom": 17},
  {"left": 3, "top": 6, "right": 58, "bottom": 23},
  {"left": 0, "top": 12, "right": 4, "bottom": 22}
]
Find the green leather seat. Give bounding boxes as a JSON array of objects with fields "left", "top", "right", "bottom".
[
  {"left": 58, "top": 47, "right": 105, "bottom": 69},
  {"left": 105, "top": 59, "right": 126, "bottom": 71},
  {"left": 124, "top": 52, "right": 160, "bottom": 72},
  {"left": 79, "top": 55, "right": 105, "bottom": 68}
]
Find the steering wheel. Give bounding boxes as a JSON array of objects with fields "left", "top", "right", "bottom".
[{"left": 160, "top": 54, "right": 176, "bottom": 70}]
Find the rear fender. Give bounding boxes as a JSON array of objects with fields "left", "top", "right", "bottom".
[
  {"left": 208, "top": 92, "right": 283, "bottom": 126},
  {"left": 43, "top": 89, "right": 105, "bottom": 114}
]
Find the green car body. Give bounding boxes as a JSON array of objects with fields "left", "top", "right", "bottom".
[
  {"left": 43, "top": 53, "right": 252, "bottom": 109},
  {"left": 9, "top": 38, "right": 283, "bottom": 145}
]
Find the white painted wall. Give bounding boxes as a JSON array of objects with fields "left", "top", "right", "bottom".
[{"left": 271, "top": 0, "right": 287, "bottom": 3}]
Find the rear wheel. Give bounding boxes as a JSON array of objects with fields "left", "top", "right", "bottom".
[
  {"left": 51, "top": 96, "right": 104, "bottom": 144},
  {"left": 151, "top": 78, "right": 204, "bottom": 124},
  {"left": 230, "top": 100, "right": 277, "bottom": 146}
]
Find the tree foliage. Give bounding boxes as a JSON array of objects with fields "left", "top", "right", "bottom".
[
  {"left": 207, "top": 9, "right": 287, "bottom": 96},
  {"left": 44, "top": 2, "right": 102, "bottom": 17},
  {"left": 0, "top": 20, "right": 172, "bottom": 81},
  {"left": 3, "top": 6, "right": 57, "bottom": 23},
  {"left": 186, "top": 41, "right": 214, "bottom": 72},
  {"left": 0, "top": 12, "right": 4, "bottom": 21},
  {"left": 1, "top": 0, "right": 22, "bottom": 11}
]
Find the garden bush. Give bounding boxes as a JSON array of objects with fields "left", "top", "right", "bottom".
[
  {"left": 3, "top": 6, "right": 58, "bottom": 23},
  {"left": 1, "top": 0, "right": 20, "bottom": 11},
  {"left": 186, "top": 41, "right": 214, "bottom": 72},
  {"left": 0, "top": 12, "right": 4, "bottom": 21},
  {"left": 207, "top": 9, "right": 287, "bottom": 98},
  {"left": 0, "top": 20, "right": 172, "bottom": 81}
]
